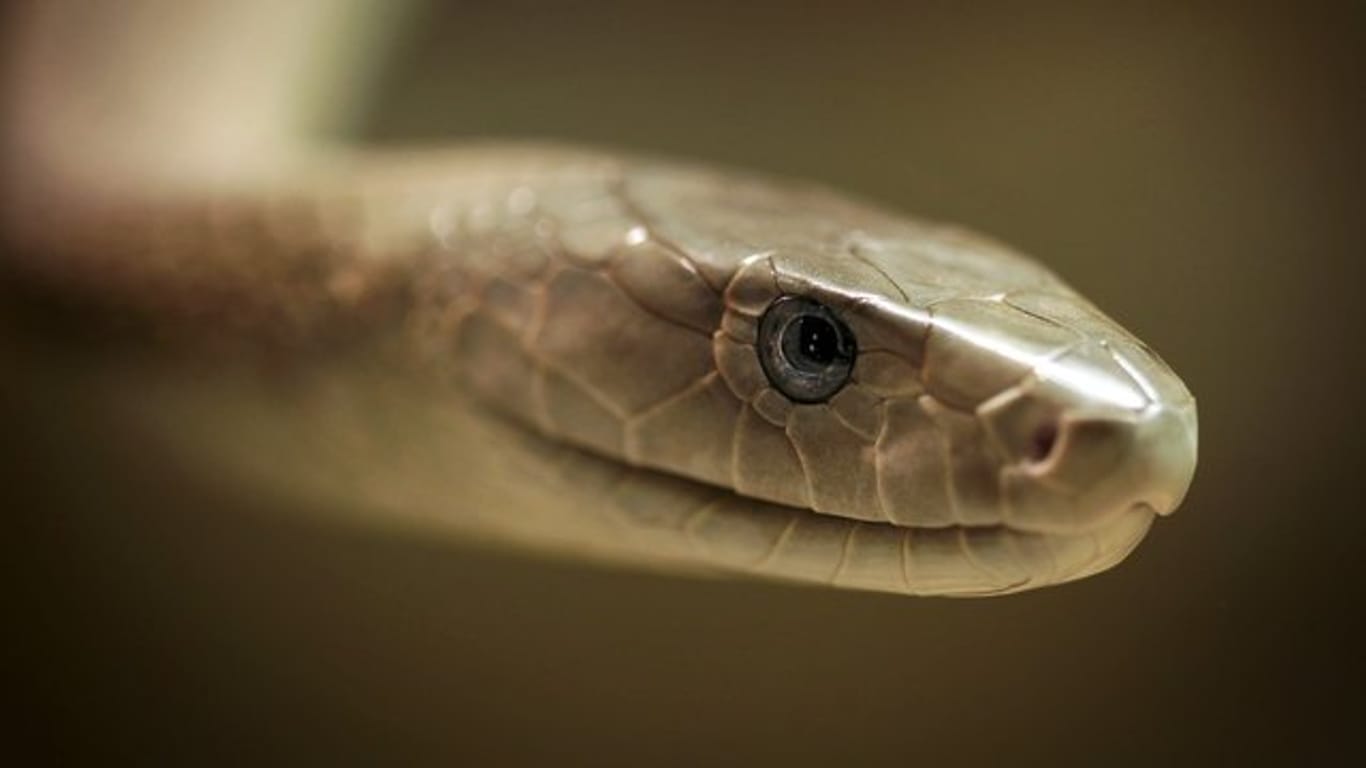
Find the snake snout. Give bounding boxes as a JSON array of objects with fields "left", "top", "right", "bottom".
[
  {"left": 1128, "top": 399, "right": 1199, "bottom": 517},
  {"left": 997, "top": 399, "right": 1198, "bottom": 533}
]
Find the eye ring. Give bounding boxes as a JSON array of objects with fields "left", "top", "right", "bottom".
[{"left": 756, "top": 296, "right": 857, "bottom": 403}]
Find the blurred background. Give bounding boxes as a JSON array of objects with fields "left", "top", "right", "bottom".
[{"left": 6, "top": 0, "right": 1364, "bottom": 763}]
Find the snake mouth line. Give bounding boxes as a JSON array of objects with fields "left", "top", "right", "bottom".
[{"left": 613, "top": 456, "right": 1158, "bottom": 596}]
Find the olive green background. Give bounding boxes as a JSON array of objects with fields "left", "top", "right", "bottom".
[{"left": 7, "top": 0, "right": 1364, "bottom": 763}]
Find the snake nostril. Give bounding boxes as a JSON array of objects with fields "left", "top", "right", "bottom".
[{"left": 1027, "top": 422, "right": 1059, "bottom": 464}]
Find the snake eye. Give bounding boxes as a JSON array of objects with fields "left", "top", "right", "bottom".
[{"left": 757, "top": 296, "right": 857, "bottom": 403}]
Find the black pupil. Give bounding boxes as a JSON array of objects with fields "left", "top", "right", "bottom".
[
  {"left": 757, "top": 296, "right": 857, "bottom": 403},
  {"left": 795, "top": 316, "right": 839, "bottom": 366}
]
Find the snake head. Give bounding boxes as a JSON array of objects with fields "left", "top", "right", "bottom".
[{"left": 440, "top": 159, "right": 1198, "bottom": 594}]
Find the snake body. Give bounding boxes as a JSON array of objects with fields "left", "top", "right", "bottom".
[{"left": 1, "top": 4, "right": 1197, "bottom": 596}]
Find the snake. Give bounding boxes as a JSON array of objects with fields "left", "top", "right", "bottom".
[{"left": 0, "top": 1, "right": 1197, "bottom": 596}]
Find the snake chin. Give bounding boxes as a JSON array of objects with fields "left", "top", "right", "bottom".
[{"left": 627, "top": 472, "right": 1160, "bottom": 597}]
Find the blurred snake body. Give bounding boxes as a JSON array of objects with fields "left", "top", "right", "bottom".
[{"left": 1, "top": 3, "right": 1197, "bottom": 596}]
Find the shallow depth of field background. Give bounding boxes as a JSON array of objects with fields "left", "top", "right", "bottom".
[{"left": 7, "top": 1, "right": 1364, "bottom": 763}]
